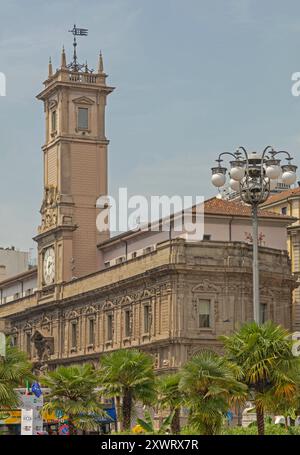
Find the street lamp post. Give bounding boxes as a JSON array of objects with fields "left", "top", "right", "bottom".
[{"left": 211, "top": 146, "right": 297, "bottom": 324}]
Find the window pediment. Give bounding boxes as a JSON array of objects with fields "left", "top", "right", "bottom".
[
  {"left": 49, "top": 99, "right": 58, "bottom": 109},
  {"left": 120, "top": 296, "right": 133, "bottom": 306},
  {"left": 83, "top": 305, "right": 97, "bottom": 315},
  {"left": 66, "top": 309, "right": 79, "bottom": 320},
  {"left": 141, "top": 289, "right": 154, "bottom": 300},
  {"left": 103, "top": 300, "right": 114, "bottom": 311},
  {"left": 192, "top": 280, "right": 219, "bottom": 293},
  {"left": 72, "top": 96, "right": 94, "bottom": 106}
]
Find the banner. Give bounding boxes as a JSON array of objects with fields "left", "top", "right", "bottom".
[
  {"left": 21, "top": 409, "right": 33, "bottom": 435},
  {"left": 21, "top": 394, "right": 43, "bottom": 434}
]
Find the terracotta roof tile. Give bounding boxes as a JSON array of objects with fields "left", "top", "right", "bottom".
[
  {"left": 98, "top": 197, "right": 296, "bottom": 249},
  {"left": 262, "top": 187, "right": 300, "bottom": 206},
  {"left": 204, "top": 197, "right": 295, "bottom": 219}
]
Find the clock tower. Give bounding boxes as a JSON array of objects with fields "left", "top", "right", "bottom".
[{"left": 34, "top": 41, "right": 114, "bottom": 293}]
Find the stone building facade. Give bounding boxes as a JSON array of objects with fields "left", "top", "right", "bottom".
[
  {"left": 2, "top": 239, "right": 295, "bottom": 372},
  {"left": 262, "top": 187, "right": 300, "bottom": 330},
  {"left": 0, "top": 41, "right": 297, "bottom": 373}
]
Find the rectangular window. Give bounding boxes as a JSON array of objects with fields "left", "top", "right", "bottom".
[
  {"left": 71, "top": 322, "right": 77, "bottom": 348},
  {"left": 116, "top": 256, "right": 125, "bottom": 264},
  {"left": 199, "top": 300, "right": 211, "bottom": 328},
  {"left": 89, "top": 318, "right": 95, "bottom": 345},
  {"left": 144, "top": 246, "right": 153, "bottom": 254},
  {"left": 51, "top": 110, "right": 56, "bottom": 131},
  {"left": 78, "top": 107, "right": 88, "bottom": 130},
  {"left": 281, "top": 207, "right": 287, "bottom": 215},
  {"left": 11, "top": 334, "right": 17, "bottom": 347},
  {"left": 107, "top": 314, "right": 113, "bottom": 341},
  {"left": 203, "top": 234, "right": 211, "bottom": 241},
  {"left": 144, "top": 305, "right": 150, "bottom": 333},
  {"left": 26, "top": 332, "right": 31, "bottom": 356},
  {"left": 125, "top": 310, "right": 131, "bottom": 337},
  {"left": 261, "top": 304, "right": 268, "bottom": 324}
]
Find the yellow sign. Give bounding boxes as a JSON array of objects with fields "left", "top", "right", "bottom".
[
  {"left": 0, "top": 410, "right": 21, "bottom": 425},
  {"left": 0, "top": 409, "right": 67, "bottom": 425}
]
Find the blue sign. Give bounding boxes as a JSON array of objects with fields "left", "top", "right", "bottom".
[
  {"left": 96, "top": 406, "right": 117, "bottom": 423},
  {"left": 31, "top": 382, "right": 42, "bottom": 398},
  {"left": 226, "top": 410, "right": 233, "bottom": 423},
  {"left": 58, "top": 423, "right": 69, "bottom": 435}
]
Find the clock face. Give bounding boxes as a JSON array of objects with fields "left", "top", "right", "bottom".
[{"left": 43, "top": 247, "right": 55, "bottom": 285}]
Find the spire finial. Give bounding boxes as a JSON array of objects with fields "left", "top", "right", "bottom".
[
  {"left": 98, "top": 51, "right": 104, "bottom": 73},
  {"left": 48, "top": 57, "right": 53, "bottom": 78},
  {"left": 61, "top": 45, "right": 67, "bottom": 69}
]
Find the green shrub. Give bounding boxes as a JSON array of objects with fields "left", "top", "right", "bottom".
[
  {"left": 287, "top": 426, "right": 300, "bottom": 435},
  {"left": 180, "top": 425, "right": 202, "bottom": 435},
  {"left": 222, "top": 424, "right": 300, "bottom": 435}
]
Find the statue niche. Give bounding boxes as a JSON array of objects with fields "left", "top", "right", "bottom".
[
  {"left": 32, "top": 330, "right": 54, "bottom": 362},
  {"left": 38, "top": 185, "right": 59, "bottom": 233}
]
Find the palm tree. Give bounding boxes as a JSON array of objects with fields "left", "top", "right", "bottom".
[
  {"left": 0, "top": 341, "right": 33, "bottom": 408},
  {"left": 179, "top": 350, "right": 247, "bottom": 435},
  {"left": 98, "top": 349, "right": 156, "bottom": 431},
  {"left": 221, "top": 321, "right": 300, "bottom": 435},
  {"left": 41, "top": 364, "right": 106, "bottom": 435},
  {"left": 137, "top": 409, "right": 174, "bottom": 434},
  {"left": 157, "top": 373, "right": 183, "bottom": 434}
]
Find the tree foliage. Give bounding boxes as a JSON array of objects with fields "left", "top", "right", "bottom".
[
  {"left": 0, "top": 341, "right": 33, "bottom": 408},
  {"left": 179, "top": 350, "right": 247, "bottom": 435},
  {"left": 98, "top": 349, "right": 156, "bottom": 431},
  {"left": 221, "top": 321, "right": 300, "bottom": 435},
  {"left": 42, "top": 364, "right": 106, "bottom": 434}
]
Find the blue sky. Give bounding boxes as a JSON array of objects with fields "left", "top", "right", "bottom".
[{"left": 1, "top": 0, "right": 300, "bottom": 251}]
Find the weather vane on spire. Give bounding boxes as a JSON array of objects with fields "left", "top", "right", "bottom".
[{"left": 67, "top": 24, "right": 93, "bottom": 72}]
